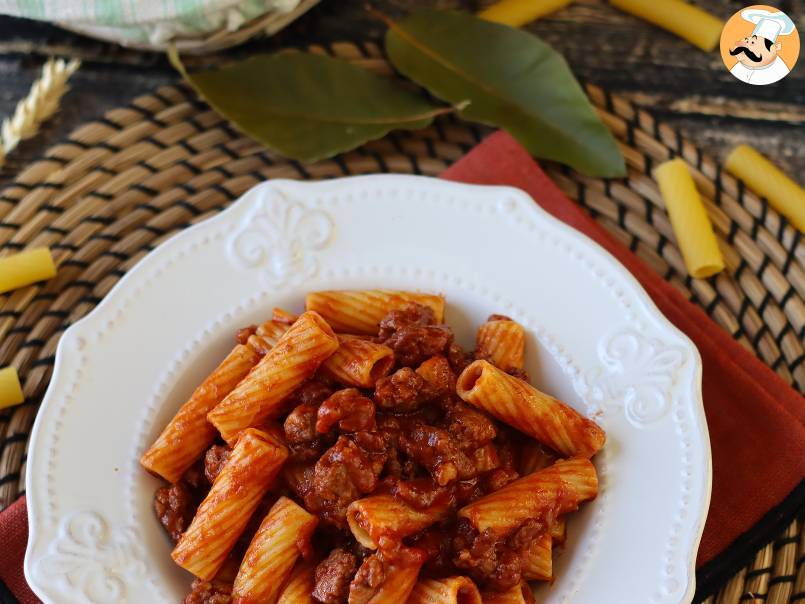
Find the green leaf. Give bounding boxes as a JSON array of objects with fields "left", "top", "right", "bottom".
[
  {"left": 383, "top": 9, "right": 626, "bottom": 178},
  {"left": 170, "top": 49, "right": 448, "bottom": 163}
]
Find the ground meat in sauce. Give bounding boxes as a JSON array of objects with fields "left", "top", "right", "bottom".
[
  {"left": 316, "top": 389, "right": 376, "bottom": 434},
  {"left": 392, "top": 478, "right": 453, "bottom": 510},
  {"left": 399, "top": 424, "right": 474, "bottom": 486},
  {"left": 285, "top": 403, "right": 336, "bottom": 460},
  {"left": 289, "top": 378, "right": 336, "bottom": 408},
  {"left": 482, "top": 466, "right": 520, "bottom": 493},
  {"left": 377, "top": 304, "right": 436, "bottom": 340},
  {"left": 312, "top": 548, "right": 358, "bottom": 604},
  {"left": 154, "top": 483, "right": 196, "bottom": 543},
  {"left": 348, "top": 553, "right": 386, "bottom": 604},
  {"left": 447, "top": 342, "right": 473, "bottom": 375},
  {"left": 306, "top": 436, "right": 386, "bottom": 527},
  {"left": 183, "top": 579, "right": 232, "bottom": 604},
  {"left": 373, "top": 367, "right": 433, "bottom": 413},
  {"left": 415, "top": 356, "right": 455, "bottom": 397},
  {"left": 442, "top": 401, "right": 497, "bottom": 450},
  {"left": 203, "top": 445, "right": 230, "bottom": 485},
  {"left": 451, "top": 520, "right": 521, "bottom": 591},
  {"left": 377, "top": 304, "right": 454, "bottom": 367}
]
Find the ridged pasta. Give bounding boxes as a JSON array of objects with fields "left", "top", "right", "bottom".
[
  {"left": 208, "top": 311, "right": 339, "bottom": 443},
  {"left": 140, "top": 343, "right": 261, "bottom": 483},
  {"left": 458, "top": 458, "right": 598, "bottom": 536},
  {"left": 609, "top": 0, "right": 723, "bottom": 51},
  {"left": 551, "top": 516, "right": 567, "bottom": 545},
  {"left": 407, "top": 576, "right": 482, "bottom": 604},
  {"left": 475, "top": 317, "right": 525, "bottom": 371},
  {"left": 518, "top": 439, "right": 557, "bottom": 476},
  {"left": 232, "top": 497, "right": 318, "bottom": 604},
  {"left": 305, "top": 290, "right": 445, "bottom": 334},
  {"left": 479, "top": 0, "right": 571, "bottom": 27},
  {"left": 520, "top": 531, "right": 552, "bottom": 581},
  {"left": 348, "top": 546, "right": 426, "bottom": 604},
  {"left": 246, "top": 320, "right": 291, "bottom": 355},
  {"left": 456, "top": 360, "right": 605, "bottom": 458},
  {"left": 654, "top": 158, "right": 724, "bottom": 279},
  {"left": 347, "top": 494, "right": 451, "bottom": 549},
  {"left": 320, "top": 335, "right": 395, "bottom": 388},
  {"left": 277, "top": 559, "right": 316, "bottom": 604},
  {"left": 171, "top": 428, "right": 288, "bottom": 580},
  {"left": 480, "top": 581, "right": 535, "bottom": 604}
]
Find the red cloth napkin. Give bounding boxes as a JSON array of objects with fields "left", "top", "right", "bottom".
[{"left": 2, "top": 131, "right": 803, "bottom": 603}]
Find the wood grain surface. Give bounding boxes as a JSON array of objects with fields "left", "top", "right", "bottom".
[{"left": 0, "top": 0, "right": 802, "bottom": 184}]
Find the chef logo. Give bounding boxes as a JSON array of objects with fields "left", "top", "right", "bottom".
[{"left": 720, "top": 5, "right": 799, "bottom": 85}]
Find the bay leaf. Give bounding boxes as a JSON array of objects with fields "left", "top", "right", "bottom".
[
  {"left": 170, "top": 49, "right": 448, "bottom": 163},
  {"left": 383, "top": 9, "right": 626, "bottom": 177}
]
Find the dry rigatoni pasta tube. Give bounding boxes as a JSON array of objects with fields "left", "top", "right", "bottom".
[
  {"left": 277, "top": 559, "right": 316, "bottom": 604},
  {"left": 305, "top": 290, "right": 445, "bottom": 334},
  {"left": 232, "top": 496, "right": 318, "bottom": 604},
  {"left": 459, "top": 458, "right": 598, "bottom": 537},
  {"left": 479, "top": 0, "right": 571, "bottom": 27},
  {"left": 209, "top": 311, "right": 339, "bottom": 443},
  {"left": 520, "top": 531, "right": 552, "bottom": 581},
  {"left": 476, "top": 316, "right": 525, "bottom": 371},
  {"left": 141, "top": 343, "right": 261, "bottom": 482},
  {"left": 172, "top": 428, "right": 288, "bottom": 580},
  {"left": 0, "top": 247, "right": 56, "bottom": 294},
  {"left": 348, "top": 546, "right": 426, "bottom": 604},
  {"left": 725, "top": 145, "right": 805, "bottom": 232},
  {"left": 654, "top": 158, "right": 724, "bottom": 278},
  {"left": 609, "top": 0, "right": 723, "bottom": 52},
  {"left": 457, "top": 360, "right": 605, "bottom": 458},
  {"left": 320, "top": 335, "right": 395, "bottom": 388},
  {"left": 0, "top": 366, "right": 24, "bottom": 410},
  {"left": 347, "top": 494, "right": 452, "bottom": 549},
  {"left": 481, "top": 581, "right": 535, "bottom": 604},
  {"left": 407, "top": 576, "right": 482, "bottom": 604}
]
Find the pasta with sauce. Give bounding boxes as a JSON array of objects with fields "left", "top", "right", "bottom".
[{"left": 141, "top": 293, "right": 604, "bottom": 603}]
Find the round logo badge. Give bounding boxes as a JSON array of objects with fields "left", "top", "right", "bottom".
[{"left": 720, "top": 5, "right": 799, "bottom": 85}]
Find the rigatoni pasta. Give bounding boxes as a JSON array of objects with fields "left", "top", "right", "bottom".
[
  {"left": 305, "top": 289, "right": 445, "bottom": 334},
  {"left": 141, "top": 343, "right": 261, "bottom": 483},
  {"left": 407, "top": 576, "right": 482, "bottom": 604},
  {"left": 171, "top": 428, "right": 288, "bottom": 580},
  {"left": 320, "top": 335, "right": 395, "bottom": 388},
  {"left": 208, "top": 311, "right": 339, "bottom": 443},
  {"left": 347, "top": 493, "right": 451, "bottom": 549},
  {"left": 609, "top": 0, "right": 723, "bottom": 51},
  {"left": 145, "top": 290, "right": 604, "bottom": 602},
  {"left": 232, "top": 496, "right": 318, "bottom": 604},
  {"left": 457, "top": 360, "right": 605, "bottom": 457},
  {"left": 458, "top": 458, "right": 598, "bottom": 536}
]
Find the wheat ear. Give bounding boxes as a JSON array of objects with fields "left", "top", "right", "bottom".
[{"left": 0, "top": 58, "right": 81, "bottom": 168}]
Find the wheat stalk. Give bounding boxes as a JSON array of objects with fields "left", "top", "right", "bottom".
[{"left": 0, "top": 57, "right": 81, "bottom": 168}]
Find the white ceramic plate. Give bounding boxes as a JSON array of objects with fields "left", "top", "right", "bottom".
[{"left": 25, "top": 175, "right": 711, "bottom": 604}]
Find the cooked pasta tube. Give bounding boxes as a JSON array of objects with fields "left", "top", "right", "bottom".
[
  {"left": 654, "top": 158, "right": 725, "bottom": 279},
  {"left": 551, "top": 516, "right": 567, "bottom": 544},
  {"left": 232, "top": 497, "right": 318, "bottom": 604},
  {"left": 518, "top": 439, "right": 557, "bottom": 476},
  {"left": 348, "top": 546, "right": 426, "bottom": 604},
  {"left": 0, "top": 366, "right": 24, "bottom": 410},
  {"left": 347, "top": 493, "right": 452, "bottom": 549},
  {"left": 141, "top": 343, "right": 261, "bottom": 482},
  {"left": 481, "top": 581, "right": 535, "bottom": 604},
  {"left": 407, "top": 576, "right": 482, "bottom": 604},
  {"left": 479, "top": 0, "right": 571, "bottom": 28},
  {"left": 320, "top": 335, "right": 395, "bottom": 388},
  {"left": 520, "top": 531, "right": 552, "bottom": 581},
  {"left": 305, "top": 290, "right": 445, "bottom": 334},
  {"left": 459, "top": 458, "right": 598, "bottom": 536},
  {"left": 725, "top": 145, "right": 805, "bottom": 232},
  {"left": 457, "top": 361, "right": 605, "bottom": 458},
  {"left": 609, "top": 0, "right": 723, "bottom": 52},
  {"left": 172, "top": 428, "right": 288, "bottom": 580},
  {"left": 476, "top": 316, "right": 525, "bottom": 371},
  {"left": 0, "top": 247, "right": 56, "bottom": 294},
  {"left": 208, "top": 311, "right": 339, "bottom": 443},
  {"left": 277, "top": 559, "right": 316, "bottom": 604}
]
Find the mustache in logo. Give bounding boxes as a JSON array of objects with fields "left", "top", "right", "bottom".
[{"left": 730, "top": 46, "right": 763, "bottom": 62}]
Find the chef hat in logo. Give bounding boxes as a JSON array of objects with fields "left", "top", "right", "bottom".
[{"left": 741, "top": 8, "right": 796, "bottom": 42}]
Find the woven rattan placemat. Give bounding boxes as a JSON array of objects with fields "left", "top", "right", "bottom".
[{"left": 0, "top": 42, "right": 802, "bottom": 603}]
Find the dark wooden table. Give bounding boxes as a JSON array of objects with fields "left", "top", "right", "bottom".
[{"left": 0, "top": 0, "right": 803, "bottom": 185}]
